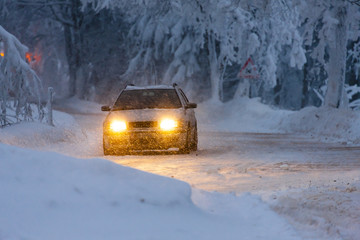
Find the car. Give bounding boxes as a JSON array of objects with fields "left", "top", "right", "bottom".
[{"left": 101, "top": 84, "right": 198, "bottom": 155}]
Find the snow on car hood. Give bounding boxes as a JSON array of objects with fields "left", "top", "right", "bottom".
[{"left": 105, "top": 108, "right": 185, "bottom": 122}]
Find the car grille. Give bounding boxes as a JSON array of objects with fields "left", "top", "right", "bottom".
[{"left": 129, "top": 121, "right": 157, "bottom": 129}]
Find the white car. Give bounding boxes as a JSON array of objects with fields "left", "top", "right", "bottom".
[{"left": 101, "top": 84, "right": 197, "bottom": 155}]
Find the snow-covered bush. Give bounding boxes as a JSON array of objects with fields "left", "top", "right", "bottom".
[{"left": 0, "top": 25, "right": 43, "bottom": 127}]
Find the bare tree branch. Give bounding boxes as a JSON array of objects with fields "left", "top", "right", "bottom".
[
  {"left": 46, "top": 0, "right": 75, "bottom": 27},
  {"left": 348, "top": 0, "right": 360, "bottom": 6},
  {"left": 16, "top": 0, "right": 72, "bottom": 7}
]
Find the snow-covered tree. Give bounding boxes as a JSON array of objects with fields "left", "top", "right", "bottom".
[
  {"left": 348, "top": 41, "right": 360, "bottom": 81},
  {"left": 296, "top": 0, "right": 360, "bottom": 108},
  {"left": 1, "top": 0, "right": 130, "bottom": 101},
  {"left": 83, "top": 0, "right": 306, "bottom": 102},
  {"left": 0, "top": 25, "right": 42, "bottom": 127},
  {"left": 236, "top": 0, "right": 306, "bottom": 107}
]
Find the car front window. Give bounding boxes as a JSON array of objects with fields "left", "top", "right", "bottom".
[{"left": 114, "top": 89, "right": 182, "bottom": 110}]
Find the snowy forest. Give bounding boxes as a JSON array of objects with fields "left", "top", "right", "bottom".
[
  {"left": 1, "top": 0, "right": 360, "bottom": 125},
  {"left": 3, "top": 1, "right": 360, "bottom": 239}
]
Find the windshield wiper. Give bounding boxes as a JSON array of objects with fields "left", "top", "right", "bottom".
[
  {"left": 112, "top": 107, "right": 140, "bottom": 111},
  {"left": 111, "top": 107, "right": 126, "bottom": 111}
]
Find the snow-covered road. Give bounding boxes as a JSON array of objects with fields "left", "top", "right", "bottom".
[{"left": 65, "top": 112, "right": 359, "bottom": 239}]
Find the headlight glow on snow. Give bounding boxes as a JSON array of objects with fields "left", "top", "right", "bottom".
[
  {"left": 110, "top": 120, "right": 127, "bottom": 132},
  {"left": 160, "top": 118, "right": 178, "bottom": 131}
]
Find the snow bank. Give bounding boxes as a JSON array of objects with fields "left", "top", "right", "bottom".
[
  {"left": 198, "top": 97, "right": 360, "bottom": 144},
  {"left": 0, "top": 110, "right": 86, "bottom": 148},
  {"left": 278, "top": 106, "right": 360, "bottom": 144},
  {"left": 0, "top": 143, "right": 300, "bottom": 240},
  {"left": 197, "top": 97, "right": 291, "bottom": 133}
]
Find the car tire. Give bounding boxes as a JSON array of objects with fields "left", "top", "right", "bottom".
[
  {"left": 190, "top": 123, "right": 198, "bottom": 151},
  {"left": 103, "top": 138, "right": 113, "bottom": 155},
  {"left": 179, "top": 125, "right": 191, "bottom": 154},
  {"left": 115, "top": 149, "right": 128, "bottom": 156},
  {"left": 104, "top": 148, "right": 112, "bottom": 155}
]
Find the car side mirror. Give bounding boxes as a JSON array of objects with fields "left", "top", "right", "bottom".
[
  {"left": 101, "top": 106, "right": 111, "bottom": 111},
  {"left": 186, "top": 103, "right": 197, "bottom": 109}
]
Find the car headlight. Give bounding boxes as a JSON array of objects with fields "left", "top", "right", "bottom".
[
  {"left": 109, "top": 120, "right": 127, "bottom": 132},
  {"left": 160, "top": 118, "right": 178, "bottom": 131}
]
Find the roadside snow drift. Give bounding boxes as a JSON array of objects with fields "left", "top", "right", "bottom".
[
  {"left": 0, "top": 143, "right": 300, "bottom": 240},
  {"left": 279, "top": 106, "right": 360, "bottom": 144},
  {"left": 0, "top": 110, "right": 85, "bottom": 148},
  {"left": 197, "top": 97, "right": 360, "bottom": 144},
  {"left": 197, "top": 98, "right": 291, "bottom": 133}
]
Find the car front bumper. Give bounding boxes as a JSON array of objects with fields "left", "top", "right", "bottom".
[{"left": 103, "top": 129, "right": 187, "bottom": 151}]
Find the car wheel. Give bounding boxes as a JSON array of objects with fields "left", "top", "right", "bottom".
[
  {"left": 179, "top": 125, "right": 191, "bottom": 154},
  {"left": 190, "top": 123, "right": 198, "bottom": 151},
  {"left": 104, "top": 148, "right": 113, "bottom": 155},
  {"left": 115, "top": 149, "right": 128, "bottom": 156},
  {"left": 103, "top": 139, "right": 113, "bottom": 156}
]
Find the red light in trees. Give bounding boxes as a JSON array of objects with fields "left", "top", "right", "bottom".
[
  {"left": 25, "top": 52, "right": 41, "bottom": 64},
  {"left": 33, "top": 53, "right": 41, "bottom": 63},
  {"left": 25, "top": 52, "right": 32, "bottom": 63}
]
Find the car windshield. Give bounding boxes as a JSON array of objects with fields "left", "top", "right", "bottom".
[{"left": 113, "top": 89, "right": 182, "bottom": 110}]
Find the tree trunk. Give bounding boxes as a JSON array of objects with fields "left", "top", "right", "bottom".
[
  {"left": 62, "top": 0, "right": 84, "bottom": 98},
  {"left": 324, "top": 4, "right": 348, "bottom": 108},
  {"left": 64, "top": 25, "right": 76, "bottom": 97},
  {"left": 208, "top": 33, "right": 221, "bottom": 102}
]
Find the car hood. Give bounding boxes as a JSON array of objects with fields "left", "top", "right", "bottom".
[{"left": 104, "top": 108, "right": 185, "bottom": 123}]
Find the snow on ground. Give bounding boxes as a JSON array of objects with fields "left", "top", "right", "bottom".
[
  {"left": 198, "top": 97, "right": 360, "bottom": 144},
  {"left": 265, "top": 180, "right": 360, "bottom": 240},
  {"left": 0, "top": 143, "right": 300, "bottom": 240},
  {"left": 279, "top": 106, "right": 360, "bottom": 144},
  {"left": 195, "top": 98, "right": 360, "bottom": 239},
  {"left": 1, "top": 97, "right": 360, "bottom": 239},
  {"left": 0, "top": 110, "right": 86, "bottom": 149},
  {"left": 0, "top": 99, "right": 303, "bottom": 239},
  {"left": 197, "top": 97, "right": 292, "bottom": 133}
]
